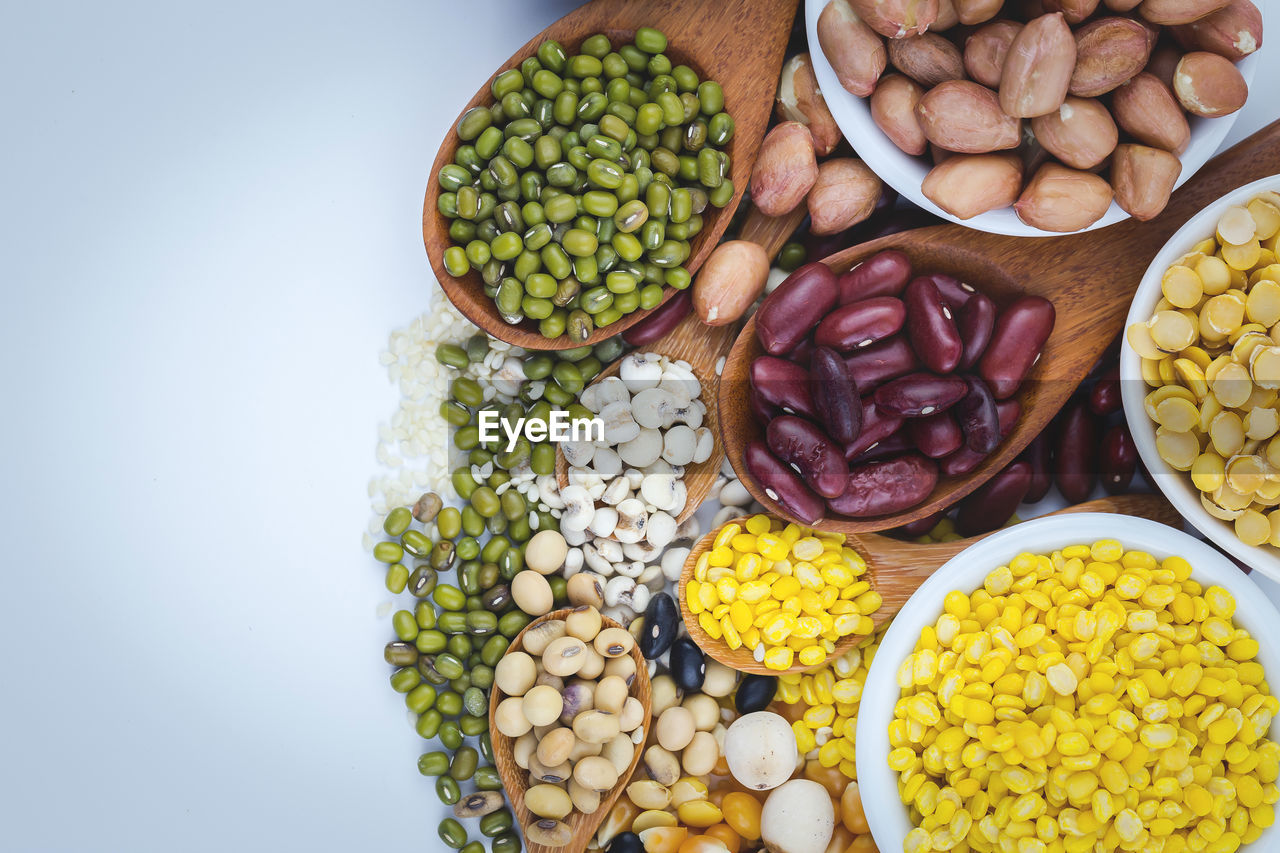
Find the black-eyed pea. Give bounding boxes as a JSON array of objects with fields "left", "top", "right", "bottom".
[
  {"left": 1247, "top": 281, "right": 1280, "bottom": 327},
  {"left": 1192, "top": 452, "right": 1226, "bottom": 492},
  {"left": 538, "top": 727, "right": 578, "bottom": 767},
  {"left": 1223, "top": 239, "right": 1262, "bottom": 271},
  {"left": 574, "top": 755, "right": 621, "bottom": 792},
  {"left": 569, "top": 778, "right": 602, "bottom": 815},
  {"left": 680, "top": 731, "right": 720, "bottom": 776},
  {"left": 1226, "top": 455, "right": 1269, "bottom": 495},
  {"left": 1249, "top": 198, "right": 1280, "bottom": 241},
  {"left": 566, "top": 605, "right": 603, "bottom": 642},
  {"left": 1212, "top": 362, "right": 1254, "bottom": 408},
  {"left": 526, "top": 783, "right": 573, "bottom": 820},
  {"left": 1157, "top": 426, "right": 1200, "bottom": 471},
  {"left": 594, "top": 627, "right": 635, "bottom": 658},
  {"left": 643, "top": 744, "right": 681, "bottom": 786},
  {"left": 1218, "top": 205, "right": 1257, "bottom": 246},
  {"left": 1250, "top": 346, "right": 1280, "bottom": 389},
  {"left": 1210, "top": 411, "right": 1247, "bottom": 457},
  {"left": 1173, "top": 358, "right": 1209, "bottom": 399},
  {"left": 1128, "top": 322, "right": 1164, "bottom": 360},
  {"left": 1162, "top": 265, "right": 1204, "bottom": 309},
  {"left": 1154, "top": 396, "right": 1199, "bottom": 432},
  {"left": 1151, "top": 310, "right": 1198, "bottom": 352},
  {"left": 1197, "top": 255, "right": 1232, "bottom": 295},
  {"left": 574, "top": 709, "right": 621, "bottom": 745},
  {"left": 1142, "top": 356, "right": 1164, "bottom": 388},
  {"left": 1236, "top": 508, "right": 1272, "bottom": 546},
  {"left": 1244, "top": 408, "right": 1280, "bottom": 441},
  {"left": 626, "top": 779, "right": 672, "bottom": 810}
]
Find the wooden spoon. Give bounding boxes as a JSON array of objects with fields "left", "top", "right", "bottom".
[
  {"left": 423, "top": 0, "right": 798, "bottom": 351},
  {"left": 679, "top": 493, "right": 1180, "bottom": 675},
  {"left": 489, "top": 608, "right": 653, "bottom": 853},
  {"left": 720, "top": 120, "right": 1280, "bottom": 532}
]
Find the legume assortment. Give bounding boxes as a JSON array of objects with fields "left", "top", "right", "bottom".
[
  {"left": 891, "top": 541, "right": 1280, "bottom": 852},
  {"left": 437, "top": 28, "right": 736, "bottom": 340}
]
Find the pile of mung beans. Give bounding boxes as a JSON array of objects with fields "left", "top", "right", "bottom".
[{"left": 436, "top": 27, "right": 736, "bottom": 340}]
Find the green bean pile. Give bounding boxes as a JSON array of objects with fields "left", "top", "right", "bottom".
[{"left": 437, "top": 26, "right": 736, "bottom": 340}]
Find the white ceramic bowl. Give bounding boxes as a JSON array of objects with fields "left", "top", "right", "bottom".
[
  {"left": 857, "top": 513, "right": 1280, "bottom": 850},
  {"left": 1121, "top": 174, "right": 1280, "bottom": 583},
  {"left": 804, "top": 0, "right": 1266, "bottom": 237}
]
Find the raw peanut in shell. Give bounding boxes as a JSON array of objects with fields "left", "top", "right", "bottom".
[
  {"left": 887, "top": 34, "right": 966, "bottom": 87},
  {"left": 1171, "top": 0, "right": 1263, "bottom": 60},
  {"left": 1069, "top": 17, "right": 1154, "bottom": 96},
  {"left": 870, "top": 74, "right": 928, "bottom": 156},
  {"left": 1138, "top": 0, "right": 1231, "bottom": 26},
  {"left": 1111, "top": 73, "right": 1190, "bottom": 153},
  {"left": 1111, "top": 143, "right": 1182, "bottom": 221},
  {"left": 776, "top": 54, "right": 842, "bottom": 156},
  {"left": 807, "top": 158, "right": 883, "bottom": 236},
  {"left": 817, "top": 0, "right": 888, "bottom": 98},
  {"left": 1173, "top": 51, "right": 1248, "bottom": 117},
  {"left": 1029, "top": 97, "right": 1118, "bottom": 170},
  {"left": 1013, "top": 162, "right": 1113, "bottom": 232},
  {"left": 964, "top": 21, "right": 1024, "bottom": 88},
  {"left": 751, "top": 122, "right": 819, "bottom": 216},
  {"left": 849, "top": 0, "right": 940, "bottom": 38},
  {"left": 999, "top": 13, "right": 1077, "bottom": 118},
  {"left": 955, "top": 0, "right": 1005, "bottom": 24},
  {"left": 916, "top": 80, "right": 1021, "bottom": 154},
  {"left": 1042, "top": 0, "right": 1101, "bottom": 23},
  {"left": 921, "top": 153, "right": 1023, "bottom": 219},
  {"left": 693, "top": 240, "right": 770, "bottom": 326}
]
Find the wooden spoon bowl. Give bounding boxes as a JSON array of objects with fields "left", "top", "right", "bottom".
[
  {"left": 488, "top": 608, "right": 653, "bottom": 853},
  {"left": 422, "top": 0, "right": 797, "bottom": 350},
  {"left": 679, "top": 494, "right": 1179, "bottom": 675},
  {"left": 718, "top": 121, "right": 1280, "bottom": 532}
]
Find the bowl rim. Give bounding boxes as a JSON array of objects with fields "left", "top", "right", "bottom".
[
  {"left": 855, "top": 512, "right": 1280, "bottom": 849},
  {"left": 802, "top": 0, "right": 1265, "bottom": 237},
  {"left": 1120, "top": 173, "right": 1280, "bottom": 583}
]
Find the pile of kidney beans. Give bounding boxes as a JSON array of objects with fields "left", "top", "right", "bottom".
[{"left": 744, "top": 250, "right": 1055, "bottom": 524}]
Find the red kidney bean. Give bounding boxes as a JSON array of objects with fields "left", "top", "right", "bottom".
[
  {"left": 790, "top": 336, "right": 815, "bottom": 366},
  {"left": 847, "top": 431, "right": 915, "bottom": 465},
  {"left": 756, "top": 263, "right": 838, "bottom": 355},
  {"left": 955, "top": 376, "right": 1001, "bottom": 454},
  {"left": 924, "top": 273, "right": 976, "bottom": 311},
  {"left": 836, "top": 250, "right": 913, "bottom": 304},
  {"left": 954, "top": 460, "right": 1032, "bottom": 536},
  {"left": 910, "top": 412, "right": 963, "bottom": 459},
  {"left": 1089, "top": 364, "right": 1122, "bottom": 416},
  {"left": 873, "top": 373, "right": 967, "bottom": 417},
  {"left": 978, "top": 296, "right": 1056, "bottom": 399},
  {"left": 905, "top": 277, "right": 962, "bottom": 373},
  {"left": 814, "top": 297, "right": 906, "bottom": 352},
  {"left": 842, "top": 336, "right": 918, "bottom": 390},
  {"left": 622, "top": 290, "right": 691, "bottom": 346},
  {"left": 750, "top": 384, "right": 780, "bottom": 424},
  {"left": 937, "top": 398, "right": 1021, "bottom": 476},
  {"left": 766, "top": 415, "right": 850, "bottom": 499},
  {"left": 745, "top": 440, "right": 826, "bottom": 524},
  {"left": 828, "top": 454, "right": 939, "bottom": 517},
  {"left": 896, "top": 509, "right": 946, "bottom": 538},
  {"left": 957, "top": 293, "right": 996, "bottom": 370},
  {"left": 751, "top": 357, "right": 816, "bottom": 419},
  {"left": 1055, "top": 398, "right": 1097, "bottom": 504},
  {"left": 810, "top": 347, "right": 862, "bottom": 444},
  {"left": 1022, "top": 434, "right": 1053, "bottom": 504},
  {"left": 1100, "top": 422, "right": 1137, "bottom": 494},
  {"left": 844, "top": 399, "right": 905, "bottom": 459}
]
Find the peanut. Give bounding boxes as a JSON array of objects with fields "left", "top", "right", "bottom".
[
  {"left": 1069, "top": 17, "right": 1154, "bottom": 96},
  {"left": 917, "top": 80, "right": 1022, "bottom": 153},
  {"left": 870, "top": 74, "right": 929, "bottom": 156},
  {"left": 888, "top": 33, "right": 966, "bottom": 87},
  {"left": 1014, "top": 162, "right": 1114, "bottom": 232},
  {"left": 776, "top": 54, "right": 842, "bottom": 156},
  {"left": 1146, "top": 42, "right": 1184, "bottom": 88},
  {"left": 1112, "top": 72, "right": 1191, "bottom": 153},
  {"left": 999, "top": 13, "right": 1078, "bottom": 118},
  {"left": 1104, "top": 0, "right": 1144, "bottom": 9},
  {"left": 693, "top": 241, "right": 770, "bottom": 327},
  {"left": 1030, "top": 97, "right": 1119, "bottom": 170},
  {"left": 1171, "top": 0, "right": 1263, "bottom": 60},
  {"left": 849, "top": 0, "right": 940, "bottom": 38},
  {"left": 751, "top": 122, "right": 819, "bottom": 216},
  {"left": 954, "top": 0, "right": 1004, "bottom": 24},
  {"left": 922, "top": 153, "right": 1024, "bottom": 219},
  {"left": 1111, "top": 144, "right": 1182, "bottom": 221},
  {"left": 807, "top": 159, "right": 883, "bottom": 236},
  {"left": 935, "top": 0, "right": 961, "bottom": 29},
  {"left": 1043, "top": 0, "right": 1102, "bottom": 23},
  {"left": 1173, "top": 50, "right": 1248, "bottom": 117},
  {"left": 1139, "top": 0, "right": 1231, "bottom": 25},
  {"left": 964, "top": 20, "right": 1024, "bottom": 88},
  {"left": 817, "top": 0, "right": 888, "bottom": 98}
]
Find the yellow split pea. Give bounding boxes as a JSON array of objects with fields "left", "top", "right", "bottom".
[
  {"left": 892, "top": 541, "right": 1280, "bottom": 853},
  {"left": 685, "top": 514, "right": 881, "bottom": 670}
]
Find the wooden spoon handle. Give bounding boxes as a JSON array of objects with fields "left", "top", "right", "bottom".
[
  {"left": 864, "top": 493, "right": 1181, "bottom": 628},
  {"left": 738, "top": 204, "right": 809, "bottom": 261}
]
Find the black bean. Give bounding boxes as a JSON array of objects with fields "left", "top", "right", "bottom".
[
  {"left": 639, "top": 593, "right": 678, "bottom": 659},
  {"left": 669, "top": 637, "right": 705, "bottom": 691},
  {"left": 609, "top": 833, "right": 643, "bottom": 853},
  {"left": 735, "top": 674, "right": 779, "bottom": 714}
]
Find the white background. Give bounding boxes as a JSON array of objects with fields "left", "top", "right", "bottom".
[{"left": 1, "top": 1, "right": 1278, "bottom": 850}]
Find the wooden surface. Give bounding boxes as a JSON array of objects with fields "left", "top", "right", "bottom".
[
  {"left": 679, "top": 494, "right": 1179, "bottom": 674},
  {"left": 556, "top": 309, "right": 738, "bottom": 530},
  {"left": 720, "top": 120, "right": 1280, "bottom": 532},
  {"left": 423, "top": 0, "right": 799, "bottom": 350},
  {"left": 488, "top": 608, "right": 653, "bottom": 853}
]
